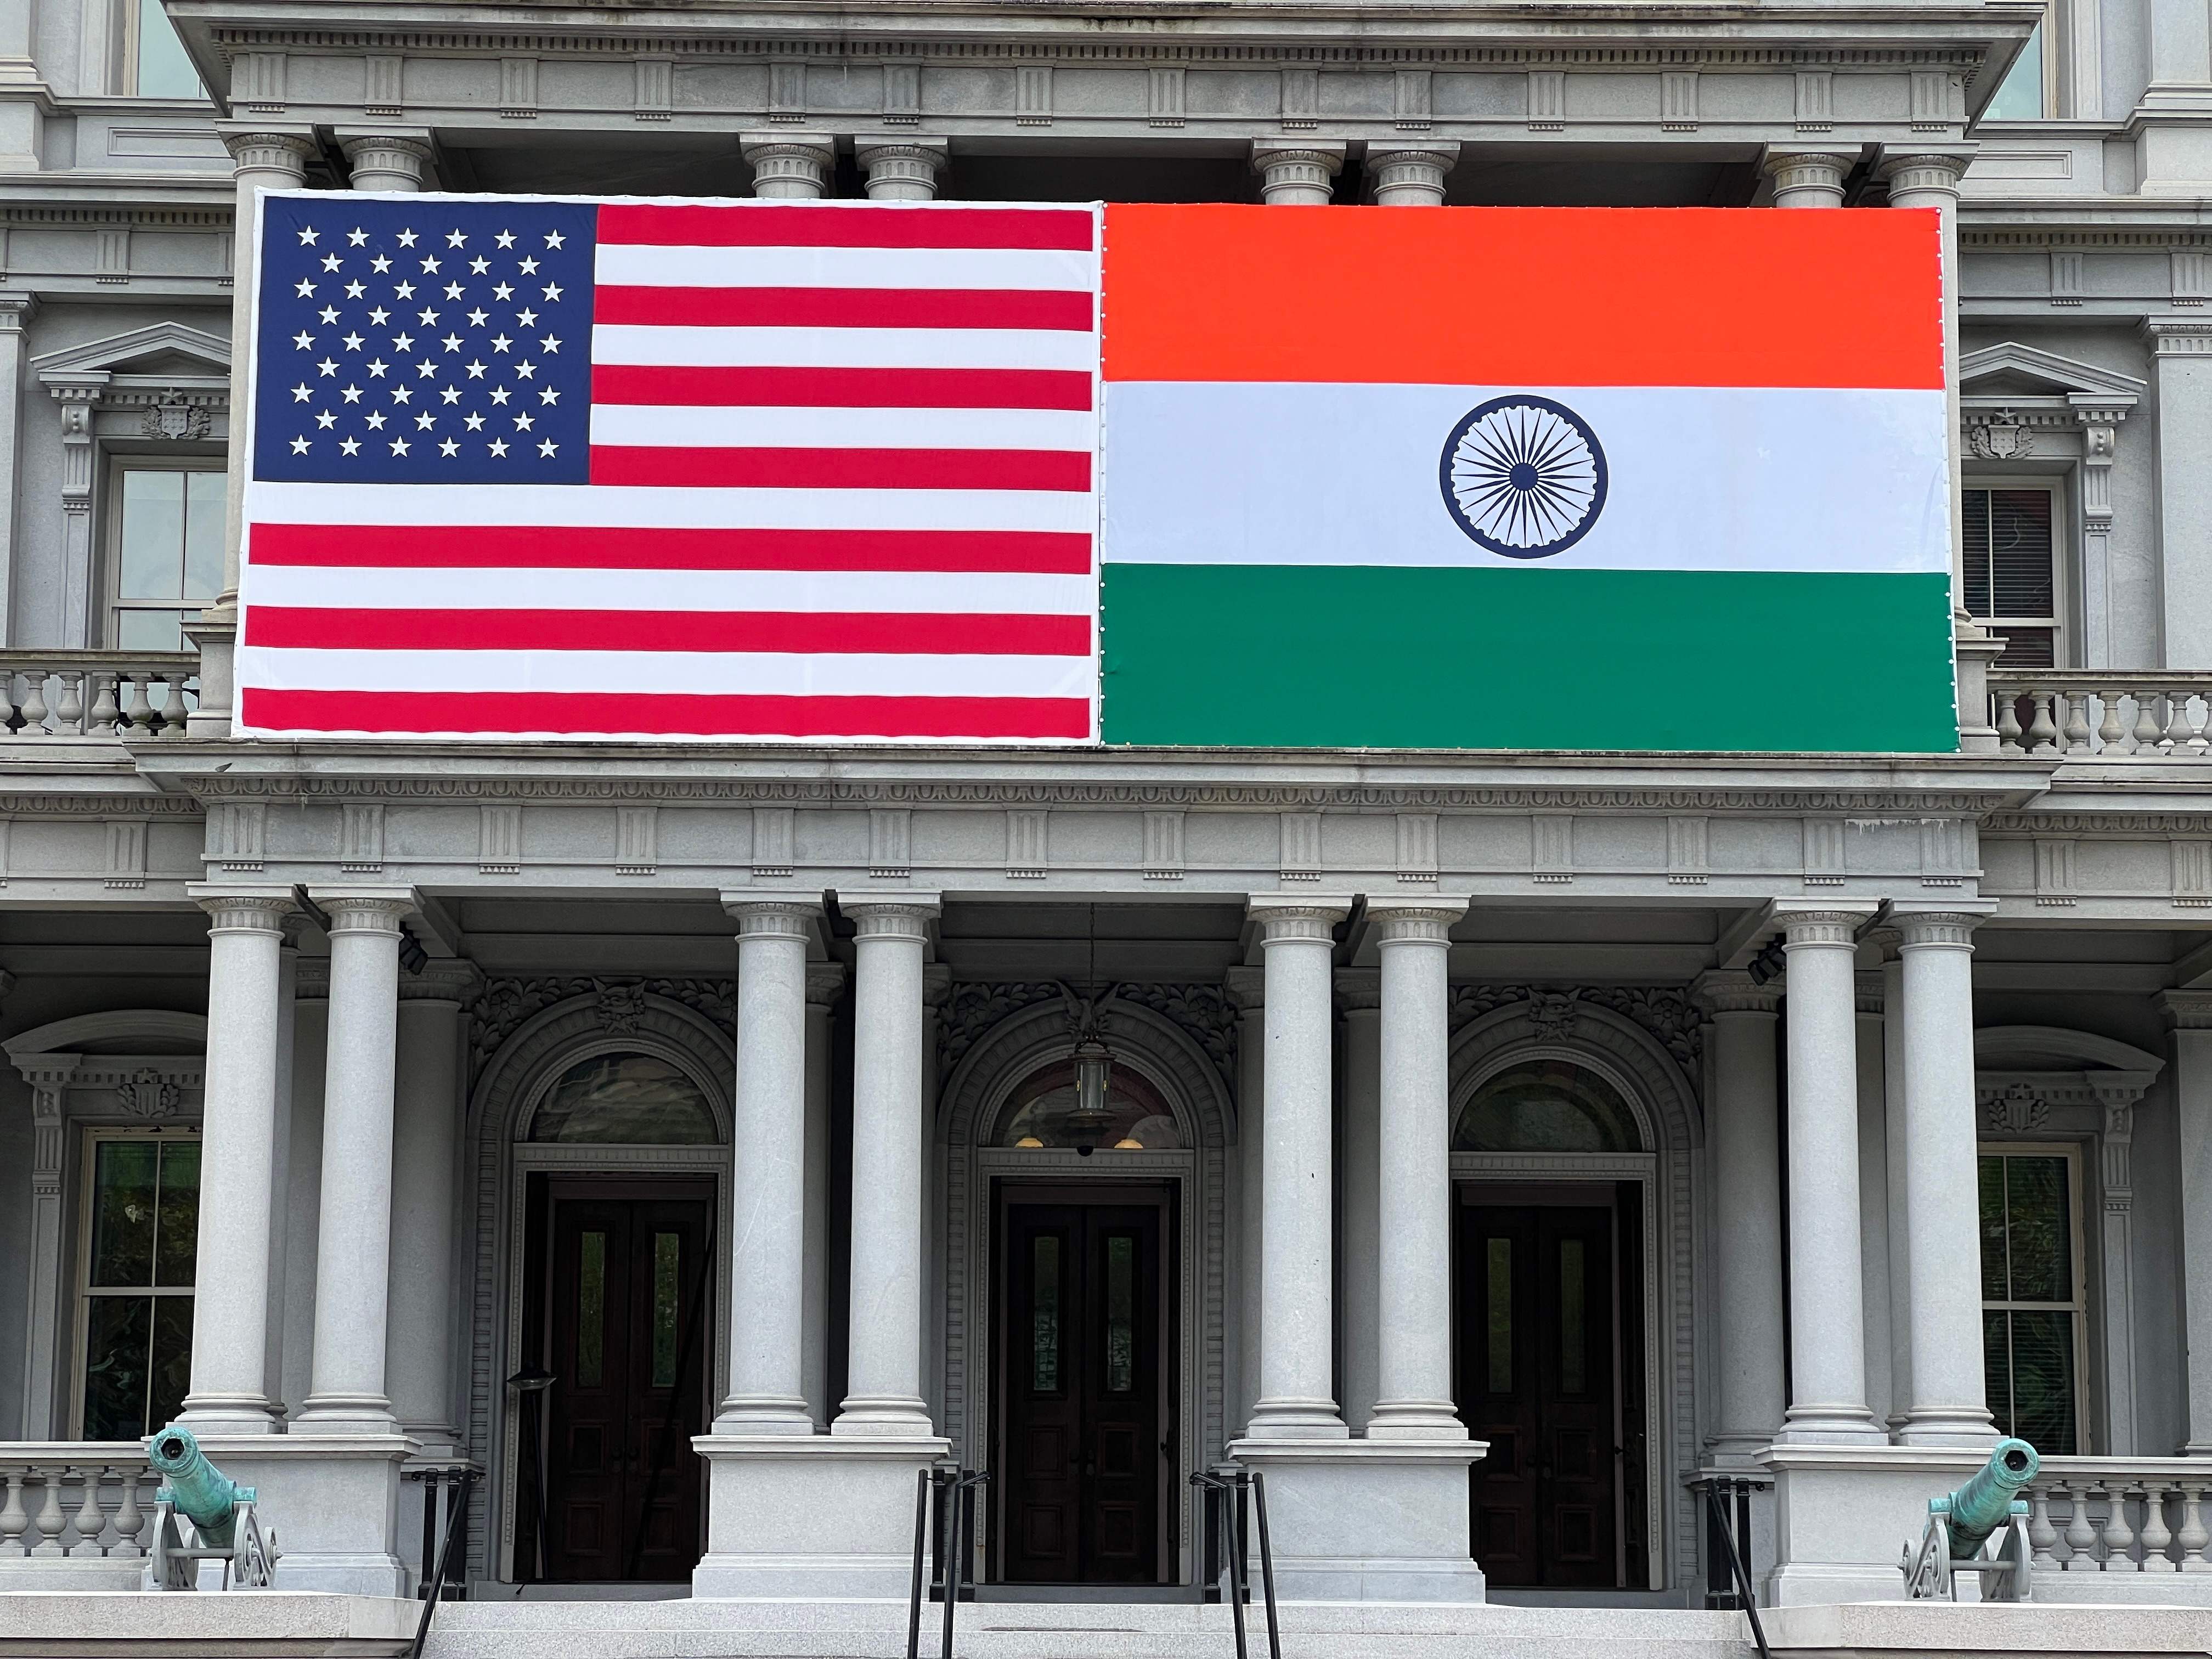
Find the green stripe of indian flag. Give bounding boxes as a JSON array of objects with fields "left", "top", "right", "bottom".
[
  {"left": 1099, "top": 382, "right": 1948, "bottom": 573},
  {"left": 1100, "top": 564, "right": 1957, "bottom": 752}
]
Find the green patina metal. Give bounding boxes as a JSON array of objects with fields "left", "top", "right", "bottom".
[
  {"left": 1940, "top": 1437, "right": 2041, "bottom": 1557},
  {"left": 147, "top": 1424, "right": 251, "bottom": 1553}
]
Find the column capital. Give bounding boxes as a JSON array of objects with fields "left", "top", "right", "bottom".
[
  {"left": 741, "top": 132, "right": 836, "bottom": 199},
  {"left": 723, "top": 895, "right": 823, "bottom": 941},
  {"left": 856, "top": 135, "right": 947, "bottom": 202},
  {"left": 1875, "top": 144, "right": 1976, "bottom": 195},
  {"left": 1333, "top": 965, "right": 1381, "bottom": 1012},
  {"left": 1367, "top": 896, "right": 1466, "bottom": 945},
  {"left": 1224, "top": 964, "right": 1266, "bottom": 1011},
  {"left": 309, "top": 885, "right": 417, "bottom": 935},
  {"left": 1367, "top": 142, "right": 1459, "bottom": 205},
  {"left": 1762, "top": 144, "right": 1857, "bottom": 206},
  {"left": 2163, "top": 989, "right": 2212, "bottom": 1030},
  {"left": 1690, "top": 968, "right": 1780, "bottom": 1017},
  {"left": 806, "top": 961, "right": 849, "bottom": 1006},
  {"left": 1251, "top": 140, "right": 1344, "bottom": 205},
  {"left": 336, "top": 129, "right": 433, "bottom": 191},
  {"left": 0, "top": 291, "right": 37, "bottom": 330},
  {"left": 189, "top": 882, "right": 297, "bottom": 930},
  {"left": 844, "top": 893, "right": 940, "bottom": 941},
  {"left": 1773, "top": 900, "right": 1880, "bottom": 948},
  {"left": 1893, "top": 909, "right": 1988, "bottom": 948},
  {"left": 2143, "top": 319, "right": 2212, "bottom": 354},
  {"left": 217, "top": 123, "right": 316, "bottom": 173},
  {"left": 1854, "top": 967, "right": 1886, "bottom": 1015},
  {"left": 1249, "top": 893, "right": 1352, "bottom": 943},
  {"left": 399, "top": 960, "right": 484, "bottom": 1003}
]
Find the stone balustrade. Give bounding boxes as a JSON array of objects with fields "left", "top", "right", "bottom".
[
  {"left": 0, "top": 651, "right": 199, "bottom": 743},
  {"left": 1989, "top": 672, "right": 2212, "bottom": 759},
  {"left": 2026, "top": 1460, "right": 2212, "bottom": 1578},
  {"left": 0, "top": 1446, "right": 156, "bottom": 1585}
]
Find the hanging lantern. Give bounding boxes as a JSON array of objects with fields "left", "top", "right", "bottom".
[{"left": 1070, "top": 1030, "right": 1114, "bottom": 1125}]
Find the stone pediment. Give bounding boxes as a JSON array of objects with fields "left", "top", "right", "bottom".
[
  {"left": 29, "top": 320, "right": 230, "bottom": 388},
  {"left": 1960, "top": 341, "right": 2145, "bottom": 408}
]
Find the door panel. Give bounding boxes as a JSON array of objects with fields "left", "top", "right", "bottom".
[
  {"left": 1457, "top": 1200, "right": 1621, "bottom": 1589},
  {"left": 544, "top": 1190, "right": 712, "bottom": 1582},
  {"left": 1002, "top": 1200, "right": 1164, "bottom": 1584}
]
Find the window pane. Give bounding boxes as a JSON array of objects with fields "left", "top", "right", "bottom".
[
  {"left": 2002, "top": 1156, "right": 2071, "bottom": 1304},
  {"left": 1454, "top": 1059, "right": 1640, "bottom": 1152},
  {"left": 1985, "top": 22, "right": 2046, "bottom": 121},
  {"left": 1993, "top": 627, "right": 2057, "bottom": 669},
  {"left": 1978, "top": 1156, "right": 2008, "bottom": 1301},
  {"left": 1990, "top": 491, "right": 2055, "bottom": 616},
  {"left": 91, "top": 1141, "right": 159, "bottom": 1288},
  {"left": 576, "top": 1231, "right": 605, "bottom": 1388},
  {"left": 1983, "top": 1308, "right": 2012, "bottom": 1435},
  {"left": 154, "top": 1140, "right": 199, "bottom": 1288},
  {"left": 652, "top": 1232, "right": 680, "bottom": 1388},
  {"left": 1486, "top": 1237, "right": 1514, "bottom": 1394},
  {"left": 83, "top": 1296, "right": 152, "bottom": 1440},
  {"left": 529, "top": 1053, "right": 717, "bottom": 1144},
  {"left": 1559, "top": 1237, "right": 1587, "bottom": 1396},
  {"left": 183, "top": 472, "right": 224, "bottom": 601},
  {"left": 135, "top": 0, "right": 205, "bottom": 98},
  {"left": 1962, "top": 490, "right": 1993, "bottom": 617},
  {"left": 150, "top": 1297, "right": 193, "bottom": 1432},
  {"left": 1031, "top": 1234, "right": 1060, "bottom": 1393},
  {"left": 115, "top": 608, "right": 188, "bottom": 651},
  {"left": 1104, "top": 1233, "right": 1136, "bottom": 1395},
  {"left": 2008, "top": 1310, "right": 2078, "bottom": 1453},
  {"left": 119, "top": 471, "right": 185, "bottom": 600}
]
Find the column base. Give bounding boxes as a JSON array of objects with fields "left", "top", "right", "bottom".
[
  {"left": 1705, "top": 1429, "right": 1780, "bottom": 1467},
  {"left": 830, "top": 1395, "right": 937, "bottom": 1437},
  {"left": 1763, "top": 1443, "right": 1989, "bottom": 1607},
  {"left": 692, "top": 1432, "right": 950, "bottom": 1598},
  {"left": 1364, "top": 1403, "right": 1469, "bottom": 1442},
  {"left": 1894, "top": 1407, "right": 1999, "bottom": 1449},
  {"left": 714, "top": 1397, "right": 816, "bottom": 1436},
  {"left": 194, "top": 1431, "right": 416, "bottom": 1595},
  {"left": 175, "top": 1393, "right": 284, "bottom": 1435},
  {"left": 1225, "top": 1437, "right": 1487, "bottom": 1602},
  {"left": 1770, "top": 1406, "right": 1889, "bottom": 1447},
  {"left": 294, "top": 1391, "right": 399, "bottom": 1438},
  {"left": 1243, "top": 1400, "right": 1351, "bottom": 1440}
]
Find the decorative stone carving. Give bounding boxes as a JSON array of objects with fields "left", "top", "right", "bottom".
[
  {"left": 936, "top": 979, "right": 1238, "bottom": 1086},
  {"left": 1447, "top": 983, "right": 1703, "bottom": 1080},
  {"left": 116, "top": 1065, "right": 182, "bottom": 1119},
  {"left": 938, "top": 981, "right": 1064, "bottom": 1073},
  {"left": 596, "top": 983, "right": 648, "bottom": 1034},
  {"left": 1984, "top": 1081, "right": 2049, "bottom": 1134},
  {"left": 1105, "top": 981, "right": 1237, "bottom": 1080},
  {"left": 468, "top": 976, "right": 735, "bottom": 1079},
  {"left": 1527, "top": 991, "right": 1581, "bottom": 1036},
  {"left": 140, "top": 392, "right": 211, "bottom": 441},
  {"left": 1967, "top": 418, "right": 2036, "bottom": 460}
]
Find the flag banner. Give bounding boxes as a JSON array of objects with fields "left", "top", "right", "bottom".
[{"left": 238, "top": 195, "right": 1953, "bottom": 751}]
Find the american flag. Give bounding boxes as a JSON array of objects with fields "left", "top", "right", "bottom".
[{"left": 238, "top": 193, "right": 1101, "bottom": 742}]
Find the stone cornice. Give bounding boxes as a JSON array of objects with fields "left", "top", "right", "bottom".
[{"left": 1984, "top": 811, "right": 2212, "bottom": 833}]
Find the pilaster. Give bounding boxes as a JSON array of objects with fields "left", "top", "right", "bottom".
[
  {"left": 0, "top": 292, "right": 35, "bottom": 645},
  {"left": 2145, "top": 322, "right": 2212, "bottom": 667}
]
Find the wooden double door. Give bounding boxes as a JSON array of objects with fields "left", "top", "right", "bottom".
[
  {"left": 997, "top": 1190, "right": 1172, "bottom": 1584},
  {"left": 1454, "top": 1187, "right": 1647, "bottom": 1589},
  {"left": 531, "top": 1178, "right": 714, "bottom": 1583}
]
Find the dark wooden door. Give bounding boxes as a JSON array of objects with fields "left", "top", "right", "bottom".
[
  {"left": 544, "top": 1187, "right": 712, "bottom": 1582},
  {"left": 1001, "top": 1200, "right": 1164, "bottom": 1583},
  {"left": 1456, "top": 1201, "right": 1618, "bottom": 1588}
]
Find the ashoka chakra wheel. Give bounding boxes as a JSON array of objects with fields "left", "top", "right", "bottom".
[{"left": 1438, "top": 395, "right": 1609, "bottom": 559}]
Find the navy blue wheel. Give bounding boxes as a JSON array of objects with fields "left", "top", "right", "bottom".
[{"left": 1438, "top": 395, "right": 1608, "bottom": 558}]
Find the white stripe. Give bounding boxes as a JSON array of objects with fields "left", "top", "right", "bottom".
[
  {"left": 595, "top": 243, "right": 1097, "bottom": 294},
  {"left": 238, "top": 646, "right": 1096, "bottom": 700},
  {"left": 247, "top": 565, "right": 1093, "bottom": 616},
  {"left": 244, "top": 481, "right": 1096, "bottom": 534},
  {"left": 589, "top": 403, "right": 1096, "bottom": 453},
  {"left": 592, "top": 324, "right": 1096, "bottom": 373},
  {"left": 1101, "top": 382, "right": 1950, "bottom": 575}
]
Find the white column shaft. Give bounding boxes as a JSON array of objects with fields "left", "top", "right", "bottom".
[
  {"left": 835, "top": 899, "right": 938, "bottom": 1434},
  {"left": 1896, "top": 912, "right": 1997, "bottom": 1445},
  {"left": 1698, "top": 976, "right": 1786, "bottom": 1459},
  {"left": 387, "top": 983, "right": 467, "bottom": 1448},
  {"left": 1882, "top": 947, "right": 1915, "bottom": 1431},
  {"left": 261, "top": 938, "right": 298, "bottom": 1415},
  {"left": 1855, "top": 974, "right": 1895, "bottom": 1431},
  {"left": 298, "top": 893, "right": 410, "bottom": 1433},
  {"left": 724, "top": 900, "right": 820, "bottom": 1431},
  {"left": 1370, "top": 904, "right": 1466, "bottom": 1439},
  {"left": 180, "top": 891, "right": 294, "bottom": 1432}
]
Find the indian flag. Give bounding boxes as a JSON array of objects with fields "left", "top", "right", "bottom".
[{"left": 1097, "top": 206, "right": 1955, "bottom": 752}]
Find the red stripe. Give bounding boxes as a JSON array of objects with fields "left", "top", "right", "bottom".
[
  {"left": 246, "top": 607, "right": 1090, "bottom": 656},
  {"left": 590, "top": 364, "right": 1093, "bottom": 411},
  {"left": 597, "top": 203, "right": 1095, "bottom": 253},
  {"left": 590, "top": 446, "right": 1091, "bottom": 492},
  {"left": 249, "top": 524, "right": 1092, "bottom": 574},
  {"left": 242, "top": 687, "right": 1093, "bottom": 740},
  {"left": 596, "top": 285, "right": 1094, "bottom": 332}
]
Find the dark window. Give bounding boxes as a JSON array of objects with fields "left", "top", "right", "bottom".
[{"left": 1962, "top": 488, "right": 2059, "bottom": 667}]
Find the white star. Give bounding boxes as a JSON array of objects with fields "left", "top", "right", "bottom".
[
  {"left": 541, "top": 283, "right": 564, "bottom": 302},
  {"left": 297, "top": 225, "right": 319, "bottom": 245},
  {"left": 342, "top": 332, "right": 365, "bottom": 351},
  {"left": 464, "top": 412, "right": 486, "bottom": 430},
  {"left": 469, "top": 256, "right": 490, "bottom": 274},
  {"left": 347, "top": 227, "right": 368, "bottom": 247},
  {"left": 290, "top": 383, "right": 312, "bottom": 402},
  {"left": 367, "top": 359, "right": 389, "bottom": 377},
  {"left": 544, "top": 230, "right": 566, "bottom": 249},
  {"left": 365, "top": 411, "right": 387, "bottom": 430},
  {"left": 369, "top": 255, "right": 392, "bottom": 273},
  {"left": 539, "top": 386, "right": 560, "bottom": 404},
  {"left": 515, "top": 412, "right": 535, "bottom": 432},
  {"left": 390, "top": 438, "right": 410, "bottom": 455},
  {"left": 416, "top": 360, "right": 440, "bottom": 379},
  {"left": 495, "top": 230, "right": 516, "bottom": 249},
  {"left": 420, "top": 255, "right": 441, "bottom": 273},
  {"left": 516, "top": 308, "right": 539, "bottom": 328},
  {"left": 391, "top": 333, "right": 415, "bottom": 353},
  {"left": 415, "top": 411, "right": 436, "bottom": 430},
  {"left": 294, "top": 278, "right": 316, "bottom": 298},
  {"left": 488, "top": 386, "right": 510, "bottom": 404},
  {"left": 466, "top": 308, "right": 489, "bottom": 328},
  {"left": 317, "top": 358, "right": 338, "bottom": 377},
  {"left": 390, "top": 386, "right": 413, "bottom": 404},
  {"left": 466, "top": 360, "right": 488, "bottom": 380},
  {"left": 320, "top": 253, "right": 342, "bottom": 272},
  {"left": 341, "top": 385, "right": 363, "bottom": 403},
  {"left": 345, "top": 280, "right": 368, "bottom": 299},
  {"left": 396, "top": 229, "right": 418, "bottom": 247},
  {"left": 417, "top": 308, "right": 440, "bottom": 325},
  {"left": 444, "top": 282, "right": 465, "bottom": 301},
  {"left": 438, "top": 438, "right": 460, "bottom": 458},
  {"left": 538, "top": 439, "right": 558, "bottom": 456},
  {"left": 394, "top": 280, "right": 417, "bottom": 300},
  {"left": 446, "top": 229, "right": 467, "bottom": 247},
  {"left": 441, "top": 386, "right": 462, "bottom": 404},
  {"left": 289, "top": 435, "right": 311, "bottom": 454},
  {"left": 318, "top": 306, "right": 340, "bottom": 324},
  {"left": 492, "top": 283, "right": 515, "bottom": 301},
  {"left": 339, "top": 437, "right": 361, "bottom": 455},
  {"left": 491, "top": 335, "right": 513, "bottom": 353},
  {"left": 518, "top": 256, "right": 540, "bottom": 275},
  {"left": 292, "top": 330, "right": 316, "bottom": 350},
  {"left": 514, "top": 361, "right": 536, "bottom": 380},
  {"left": 540, "top": 335, "right": 561, "bottom": 354},
  {"left": 368, "top": 307, "right": 391, "bottom": 325},
  {"left": 442, "top": 335, "right": 464, "bottom": 353},
  {"left": 488, "top": 438, "right": 510, "bottom": 457},
  {"left": 314, "top": 410, "right": 337, "bottom": 428}
]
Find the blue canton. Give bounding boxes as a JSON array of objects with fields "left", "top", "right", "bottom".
[{"left": 253, "top": 195, "right": 596, "bottom": 486}]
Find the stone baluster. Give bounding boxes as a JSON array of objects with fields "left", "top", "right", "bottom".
[
  {"left": 0, "top": 1470, "right": 26, "bottom": 1555},
  {"left": 2098, "top": 1481, "right": 2138, "bottom": 1566},
  {"left": 1994, "top": 693, "right": 2023, "bottom": 751},
  {"left": 86, "top": 673, "right": 119, "bottom": 733},
  {"left": 2135, "top": 689, "right": 2165, "bottom": 752},
  {"left": 18, "top": 670, "right": 48, "bottom": 736},
  {"left": 2028, "top": 1483, "right": 2059, "bottom": 1568},
  {"left": 2166, "top": 691, "right": 2205, "bottom": 753},
  {"left": 30, "top": 1470, "right": 65, "bottom": 1555},
  {"left": 53, "top": 671, "right": 83, "bottom": 737},
  {"left": 2062, "top": 692, "right": 2092, "bottom": 749},
  {"left": 2063, "top": 1482, "right": 2099, "bottom": 1565},
  {"left": 67, "top": 1466, "right": 104, "bottom": 1556},
  {"left": 2096, "top": 691, "right": 2128, "bottom": 752},
  {"left": 155, "top": 674, "right": 189, "bottom": 736},
  {"left": 2144, "top": 1482, "right": 2176, "bottom": 1568},
  {"left": 2178, "top": 1485, "right": 2211, "bottom": 1569},
  {"left": 111, "top": 1465, "right": 144, "bottom": 1556},
  {"left": 2024, "top": 693, "right": 2059, "bottom": 752},
  {"left": 118, "top": 674, "right": 154, "bottom": 735}
]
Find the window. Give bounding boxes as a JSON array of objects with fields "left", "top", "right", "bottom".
[
  {"left": 111, "top": 466, "right": 222, "bottom": 650},
  {"left": 77, "top": 1131, "right": 199, "bottom": 1441},
  {"left": 1453, "top": 1059, "right": 1643, "bottom": 1152},
  {"left": 1962, "top": 487, "right": 2061, "bottom": 667},
  {"left": 527, "top": 1052, "right": 718, "bottom": 1143},
  {"left": 1979, "top": 1147, "right": 2087, "bottom": 1453},
  {"left": 1985, "top": 20, "right": 2048, "bottom": 121},
  {"left": 996, "top": 1062, "right": 1181, "bottom": 1151},
  {"left": 132, "top": 0, "right": 205, "bottom": 99}
]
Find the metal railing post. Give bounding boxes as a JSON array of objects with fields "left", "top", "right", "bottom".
[
  {"left": 1250, "top": 1471, "right": 1280, "bottom": 1659},
  {"left": 906, "top": 1468, "right": 931, "bottom": 1659}
]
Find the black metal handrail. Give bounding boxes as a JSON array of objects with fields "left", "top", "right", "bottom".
[
  {"left": 1191, "top": 1467, "right": 1279, "bottom": 1659},
  {"left": 1688, "top": 1475, "right": 1771, "bottom": 1659},
  {"left": 407, "top": 1468, "right": 475, "bottom": 1659},
  {"left": 907, "top": 1464, "right": 989, "bottom": 1659}
]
